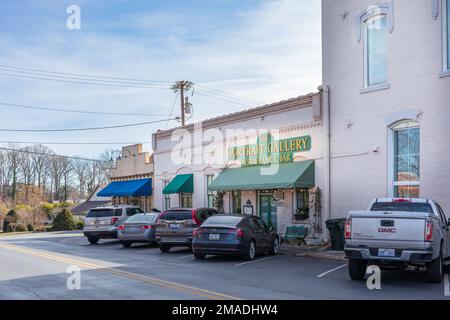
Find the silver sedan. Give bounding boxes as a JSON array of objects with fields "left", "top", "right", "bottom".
[{"left": 117, "top": 213, "right": 159, "bottom": 248}]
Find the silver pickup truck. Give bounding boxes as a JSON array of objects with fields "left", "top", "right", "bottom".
[{"left": 344, "top": 198, "right": 450, "bottom": 283}]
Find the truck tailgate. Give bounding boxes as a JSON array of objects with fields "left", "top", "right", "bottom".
[{"left": 349, "top": 211, "right": 427, "bottom": 242}]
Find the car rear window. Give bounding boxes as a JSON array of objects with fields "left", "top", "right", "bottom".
[
  {"left": 160, "top": 210, "right": 193, "bottom": 221},
  {"left": 370, "top": 202, "right": 433, "bottom": 213},
  {"left": 86, "top": 209, "right": 117, "bottom": 218},
  {"left": 126, "top": 213, "right": 158, "bottom": 223},
  {"left": 202, "top": 216, "right": 243, "bottom": 227}
]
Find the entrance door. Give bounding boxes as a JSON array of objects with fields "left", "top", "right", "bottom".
[{"left": 259, "top": 193, "right": 277, "bottom": 231}]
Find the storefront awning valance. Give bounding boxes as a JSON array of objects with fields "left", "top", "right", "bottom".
[
  {"left": 97, "top": 178, "right": 152, "bottom": 197},
  {"left": 163, "top": 174, "right": 194, "bottom": 194},
  {"left": 208, "top": 160, "right": 315, "bottom": 191}
]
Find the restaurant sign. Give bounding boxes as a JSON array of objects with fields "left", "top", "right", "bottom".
[{"left": 228, "top": 134, "right": 311, "bottom": 166}]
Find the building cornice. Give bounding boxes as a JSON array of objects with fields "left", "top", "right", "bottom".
[{"left": 154, "top": 92, "right": 319, "bottom": 140}]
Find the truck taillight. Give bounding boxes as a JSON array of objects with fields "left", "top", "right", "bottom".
[
  {"left": 344, "top": 219, "right": 352, "bottom": 239},
  {"left": 111, "top": 217, "right": 118, "bottom": 225},
  {"left": 425, "top": 221, "right": 433, "bottom": 242}
]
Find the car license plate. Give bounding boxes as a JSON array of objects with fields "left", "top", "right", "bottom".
[
  {"left": 209, "top": 234, "right": 220, "bottom": 240},
  {"left": 170, "top": 224, "right": 180, "bottom": 230},
  {"left": 378, "top": 248, "right": 396, "bottom": 257},
  {"left": 127, "top": 226, "right": 140, "bottom": 231}
]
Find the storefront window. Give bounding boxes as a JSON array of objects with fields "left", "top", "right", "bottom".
[
  {"left": 294, "top": 189, "right": 310, "bottom": 221},
  {"left": 393, "top": 121, "right": 420, "bottom": 198},
  {"left": 232, "top": 191, "right": 241, "bottom": 214},
  {"left": 180, "top": 193, "right": 193, "bottom": 208},
  {"left": 163, "top": 180, "right": 170, "bottom": 210},
  {"left": 206, "top": 175, "right": 216, "bottom": 208}
]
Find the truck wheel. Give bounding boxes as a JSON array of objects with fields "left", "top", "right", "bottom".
[
  {"left": 159, "top": 244, "right": 171, "bottom": 253},
  {"left": 425, "top": 251, "right": 443, "bottom": 283},
  {"left": 348, "top": 259, "right": 366, "bottom": 280},
  {"left": 87, "top": 236, "right": 99, "bottom": 245}
]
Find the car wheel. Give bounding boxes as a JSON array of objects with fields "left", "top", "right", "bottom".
[
  {"left": 243, "top": 240, "right": 256, "bottom": 261},
  {"left": 159, "top": 244, "right": 171, "bottom": 253},
  {"left": 425, "top": 250, "right": 443, "bottom": 283},
  {"left": 269, "top": 237, "right": 279, "bottom": 255},
  {"left": 348, "top": 259, "right": 366, "bottom": 280},
  {"left": 87, "top": 236, "right": 99, "bottom": 245},
  {"left": 194, "top": 253, "right": 206, "bottom": 260},
  {"left": 121, "top": 241, "right": 132, "bottom": 248}
]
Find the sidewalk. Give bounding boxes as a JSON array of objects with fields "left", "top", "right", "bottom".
[{"left": 279, "top": 243, "right": 346, "bottom": 261}]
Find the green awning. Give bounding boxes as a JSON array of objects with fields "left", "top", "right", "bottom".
[
  {"left": 163, "top": 174, "right": 194, "bottom": 194},
  {"left": 208, "top": 160, "right": 314, "bottom": 191}
]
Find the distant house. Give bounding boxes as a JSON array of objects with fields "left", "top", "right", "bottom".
[{"left": 71, "top": 185, "right": 112, "bottom": 216}]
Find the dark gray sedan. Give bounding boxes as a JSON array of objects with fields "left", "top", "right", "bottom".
[
  {"left": 117, "top": 213, "right": 159, "bottom": 248},
  {"left": 192, "top": 214, "right": 279, "bottom": 260}
]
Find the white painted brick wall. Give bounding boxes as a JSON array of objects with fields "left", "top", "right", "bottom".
[{"left": 322, "top": 0, "right": 450, "bottom": 218}]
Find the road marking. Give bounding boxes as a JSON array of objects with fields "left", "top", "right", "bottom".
[
  {"left": 234, "top": 256, "right": 276, "bottom": 267},
  {"left": 317, "top": 263, "right": 347, "bottom": 278},
  {"left": 179, "top": 255, "right": 192, "bottom": 259},
  {"left": 0, "top": 242, "right": 241, "bottom": 300},
  {"left": 445, "top": 274, "right": 450, "bottom": 297}
]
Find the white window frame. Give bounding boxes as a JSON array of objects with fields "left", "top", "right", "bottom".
[
  {"left": 363, "top": 13, "right": 388, "bottom": 89},
  {"left": 357, "top": 3, "right": 394, "bottom": 92},
  {"left": 387, "top": 120, "right": 420, "bottom": 197},
  {"left": 443, "top": 0, "right": 450, "bottom": 74}
]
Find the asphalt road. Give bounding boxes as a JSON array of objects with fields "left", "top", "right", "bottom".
[{"left": 0, "top": 231, "right": 448, "bottom": 300}]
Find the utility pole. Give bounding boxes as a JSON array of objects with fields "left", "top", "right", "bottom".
[{"left": 171, "top": 81, "right": 193, "bottom": 126}]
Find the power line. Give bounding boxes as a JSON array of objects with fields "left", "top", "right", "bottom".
[
  {"left": 196, "top": 84, "right": 264, "bottom": 105},
  {"left": 0, "top": 72, "right": 170, "bottom": 90},
  {"left": 0, "top": 146, "right": 108, "bottom": 163},
  {"left": 195, "top": 90, "right": 254, "bottom": 107},
  {"left": 0, "top": 64, "right": 263, "bottom": 106},
  {"left": 0, "top": 118, "right": 177, "bottom": 132},
  {"left": 0, "top": 67, "right": 170, "bottom": 87},
  {"left": 0, "top": 64, "right": 170, "bottom": 84},
  {"left": 0, "top": 101, "right": 168, "bottom": 117},
  {"left": 0, "top": 140, "right": 151, "bottom": 145}
]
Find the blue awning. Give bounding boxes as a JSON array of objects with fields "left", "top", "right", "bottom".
[{"left": 97, "top": 178, "right": 152, "bottom": 197}]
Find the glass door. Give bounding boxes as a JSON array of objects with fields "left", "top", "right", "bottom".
[{"left": 259, "top": 193, "right": 277, "bottom": 230}]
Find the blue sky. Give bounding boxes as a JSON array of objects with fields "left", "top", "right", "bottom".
[{"left": 0, "top": 0, "right": 322, "bottom": 158}]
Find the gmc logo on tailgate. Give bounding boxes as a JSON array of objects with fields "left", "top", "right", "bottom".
[{"left": 378, "top": 227, "right": 397, "bottom": 233}]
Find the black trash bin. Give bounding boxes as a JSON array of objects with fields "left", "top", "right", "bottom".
[{"left": 325, "top": 218, "right": 346, "bottom": 251}]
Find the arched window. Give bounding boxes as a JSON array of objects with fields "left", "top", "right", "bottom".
[{"left": 390, "top": 120, "right": 420, "bottom": 198}]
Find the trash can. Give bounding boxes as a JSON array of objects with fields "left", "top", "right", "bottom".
[{"left": 325, "top": 218, "right": 346, "bottom": 251}]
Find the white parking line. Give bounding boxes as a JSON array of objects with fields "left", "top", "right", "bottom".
[
  {"left": 444, "top": 274, "right": 450, "bottom": 297},
  {"left": 317, "top": 263, "right": 347, "bottom": 278},
  {"left": 234, "top": 256, "right": 276, "bottom": 267},
  {"left": 179, "top": 255, "right": 192, "bottom": 259}
]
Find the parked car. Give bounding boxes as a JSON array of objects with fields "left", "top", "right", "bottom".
[
  {"left": 345, "top": 198, "right": 450, "bottom": 283},
  {"left": 192, "top": 214, "right": 280, "bottom": 260},
  {"left": 83, "top": 205, "right": 144, "bottom": 244},
  {"left": 156, "top": 208, "right": 217, "bottom": 252},
  {"left": 117, "top": 212, "right": 160, "bottom": 248}
]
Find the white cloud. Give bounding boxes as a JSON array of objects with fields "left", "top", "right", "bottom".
[{"left": 0, "top": 0, "right": 322, "bottom": 157}]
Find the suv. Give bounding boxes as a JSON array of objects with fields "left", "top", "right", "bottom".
[
  {"left": 156, "top": 208, "right": 217, "bottom": 252},
  {"left": 83, "top": 205, "right": 144, "bottom": 244}
]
